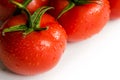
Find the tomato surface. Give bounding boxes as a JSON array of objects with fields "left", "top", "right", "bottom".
[
  {"left": 0, "top": 14, "right": 67, "bottom": 75},
  {"left": 109, "top": 0, "right": 120, "bottom": 19},
  {"left": 49, "top": 0, "right": 110, "bottom": 42}
]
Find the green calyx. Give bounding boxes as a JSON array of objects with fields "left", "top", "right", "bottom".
[
  {"left": 57, "top": 0, "right": 101, "bottom": 19},
  {"left": 2, "top": 0, "right": 53, "bottom": 36}
]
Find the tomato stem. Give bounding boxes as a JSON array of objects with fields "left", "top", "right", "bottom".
[
  {"left": 33, "top": 6, "right": 54, "bottom": 29},
  {"left": 23, "top": 6, "right": 53, "bottom": 36},
  {"left": 57, "top": 0, "right": 101, "bottom": 19},
  {"left": 57, "top": 2, "right": 75, "bottom": 19},
  {"left": 12, "top": 0, "right": 32, "bottom": 16},
  {"left": 70, "top": 0, "right": 101, "bottom": 5},
  {"left": 23, "top": 0, "right": 32, "bottom": 7},
  {"left": 2, "top": 6, "right": 53, "bottom": 36},
  {"left": 10, "top": 0, "right": 33, "bottom": 28}
]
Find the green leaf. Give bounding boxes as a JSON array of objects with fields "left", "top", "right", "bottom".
[
  {"left": 32, "top": 6, "right": 54, "bottom": 29},
  {"left": 2, "top": 25, "right": 27, "bottom": 36},
  {"left": 31, "top": 6, "right": 47, "bottom": 25}
]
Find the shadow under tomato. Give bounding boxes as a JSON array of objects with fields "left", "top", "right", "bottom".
[{"left": 0, "top": 61, "right": 15, "bottom": 74}]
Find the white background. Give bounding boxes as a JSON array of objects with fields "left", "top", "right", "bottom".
[{"left": 0, "top": 19, "right": 120, "bottom": 80}]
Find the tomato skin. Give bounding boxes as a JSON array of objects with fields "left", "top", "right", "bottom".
[
  {"left": 0, "top": 4, "right": 13, "bottom": 23},
  {"left": 49, "top": 0, "right": 110, "bottom": 42},
  {"left": 27, "top": 0, "right": 49, "bottom": 14},
  {"left": 0, "top": 14, "right": 67, "bottom": 75},
  {"left": 0, "top": 0, "right": 48, "bottom": 22},
  {"left": 109, "top": 0, "right": 120, "bottom": 20},
  {"left": 0, "top": 0, "right": 23, "bottom": 22},
  {"left": 48, "top": 0, "right": 69, "bottom": 18}
]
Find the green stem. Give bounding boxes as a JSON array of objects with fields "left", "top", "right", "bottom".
[
  {"left": 2, "top": 5, "right": 53, "bottom": 36},
  {"left": 70, "top": 0, "right": 101, "bottom": 5},
  {"left": 10, "top": 0, "right": 24, "bottom": 8},
  {"left": 23, "top": 6, "right": 53, "bottom": 36},
  {"left": 23, "top": 9, "right": 32, "bottom": 28},
  {"left": 10, "top": 0, "right": 32, "bottom": 28},
  {"left": 57, "top": 0, "right": 101, "bottom": 19},
  {"left": 12, "top": 0, "right": 32, "bottom": 16},
  {"left": 23, "top": 0, "right": 32, "bottom": 7},
  {"left": 57, "top": 1, "right": 75, "bottom": 19}
]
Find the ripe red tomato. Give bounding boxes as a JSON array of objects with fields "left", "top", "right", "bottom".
[
  {"left": 49, "top": 0, "right": 110, "bottom": 42},
  {"left": 109, "top": 0, "right": 120, "bottom": 19},
  {"left": 0, "top": 14, "right": 67, "bottom": 75},
  {"left": 27, "top": 0, "right": 49, "bottom": 14},
  {"left": 0, "top": 0, "right": 23, "bottom": 22},
  {"left": 0, "top": 0, "right": 48, "bottom": 22}
]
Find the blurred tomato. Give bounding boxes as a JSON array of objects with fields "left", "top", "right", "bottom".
[{"left": 109, "top": 0, "right": 120, "bottom": 20}]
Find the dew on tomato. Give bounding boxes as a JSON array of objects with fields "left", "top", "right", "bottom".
[{"left": 0, "top": 14, "right": 67, "bottom": 75}]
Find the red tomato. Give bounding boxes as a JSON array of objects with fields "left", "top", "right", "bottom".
[
  {"left": 0, "top": 0, "right": 48, "bottom": 22},
  {"left": 0, "top": 0, "right": 23, "bottom": 22},
  {"left": 27, "top": 0, "right": 49, "bottom": 14},
  {"left": 49, "top": 0, "right": 110, "bottom": 42},
  {"left": 0, "top": 14, "right": 67, "bottom": 75},
  {"left": 109, "top": 0, "right": 120, "bottom": 19}
]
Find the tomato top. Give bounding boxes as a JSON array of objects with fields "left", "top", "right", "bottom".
[
  {"left": 49, "top": 0, "right": 110, "bottom": 42},
  {"left": 0, "top": 13, "right": 67, "bottom": 75},
  {"left": 0, "top": 5, "right": 67, "bottom": 75}
]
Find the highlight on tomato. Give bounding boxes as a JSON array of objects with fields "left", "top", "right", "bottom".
[
  {"left": 0, "top": 1, "right": 67, "bottom": 75},
  {"left": 49, "top": 0, "right": 110, "bottom": 42}
]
